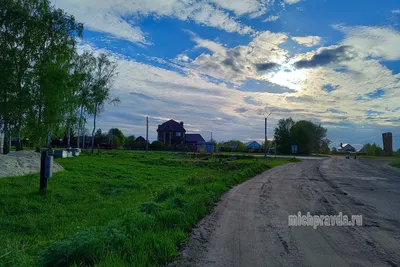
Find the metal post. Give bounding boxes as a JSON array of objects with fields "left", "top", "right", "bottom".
[
  {"left": 146, "top": 116, "right": 149, "bottom": 152},
  {"left": 40, "top": 151, "right": 48, "bottom": 192},
  {"left": 264, "top": 118, "right": 267, "bottom": 157},
  {"left": 264, "top": 112, "right": 272, "bottom": 158}
]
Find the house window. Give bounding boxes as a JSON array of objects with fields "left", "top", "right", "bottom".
[{"left": 176, "top": 132, "right": 181, "bottom": 137}]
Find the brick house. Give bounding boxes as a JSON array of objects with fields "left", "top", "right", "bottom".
[{"left": 157, "top": 120, "right": 186, "bottom": 145}]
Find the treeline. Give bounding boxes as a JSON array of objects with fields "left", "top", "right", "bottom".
[
  {"left": 274, "top": 118, "right": 330, "bottom": 155},
  {"left": 0, "top": 0, "right": 118, "bottom": 154},
  {"left": 360, "top": 143, "right": 400, "bottom": 157}
]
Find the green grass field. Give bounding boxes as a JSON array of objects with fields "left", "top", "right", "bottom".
[{"left": 0, "top": 150, "right": 296, "bottom": 267}]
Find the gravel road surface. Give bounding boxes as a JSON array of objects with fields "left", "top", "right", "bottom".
[{"left": 171, "top": 157, "right": 400, "bottom": 267}]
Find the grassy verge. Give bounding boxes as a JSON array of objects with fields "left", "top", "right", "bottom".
[
  {"left": 389, "top": 161, "right": 400, "bottom": 168},
  {"left": 0, "top": 150, "right": 296, "bottom": 266}
]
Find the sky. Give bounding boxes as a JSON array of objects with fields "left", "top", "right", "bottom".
[{"left": 52, "top": 0, "right": 400, "bottom": 150}]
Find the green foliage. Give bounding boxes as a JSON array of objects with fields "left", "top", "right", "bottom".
[
  {"left": 0, "top": 0, "right": 83, "bottom": 151},
  {"left": 0, "top": 0, "right": 119, "bottom": 153},
  {"left": 274, "top": 118, "right": 295, "bottom": 154},
  {"left": 109, "top": 128, "right": 125, "bottom": 148},
  {"left": 274, "top": 118, "right": 328, "bottom": 155},
  {"left": 124, "top": 135, "right": 136, "bottom": 148},
  {"left": 390, "top": 161, "right": 400, "bottom": 168},
  {"left": 0, "top": 150, "right": 293, "bottom": 266},
  {"left": 363, "top": 143, "right": 385, "bottom": 156},
  {"left": 150, "top": 140, "right": 163, "bottom": 150},
  {"left": 220, "top": 140, "right": 247, "bottom": 152}
]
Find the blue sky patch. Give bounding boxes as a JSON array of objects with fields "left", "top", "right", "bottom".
[{"left": 323, "top": 84, "right": 339, "bottom": 93}]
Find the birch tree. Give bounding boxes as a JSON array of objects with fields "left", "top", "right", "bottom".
[{"left": 88, "top": 53, "right": 119, "bottom": 154}]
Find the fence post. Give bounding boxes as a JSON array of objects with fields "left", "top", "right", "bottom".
[{"left": 40, "top": 150, "right": 48, "bottom": 192}]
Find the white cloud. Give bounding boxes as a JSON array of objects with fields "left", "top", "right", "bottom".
[
  {"left": 263, "top": 15, "right": 279, "bottom": 22},
  {"left": 51, "top": 0, "right": 255, "bottom": 45},
  {"left": 336, "top": 25, "right": 400, "bottom": 60},
  {"left": 392, "top": 9, "right": 400, "bottom": 14},
  {"left": 52, "top": 1, "right": 149, "bottom": 45},
  {"left": 187, "top": 31, "right": 227, "bottom": 54},
  {"left": 284, "top": 0, "right": 302, "bottom": 4},
  {"left": 175, "top": 54, "right": 191, "bottom": 62},
  {"left": 190, "top": 31, "right": 289, "bottom": 84},
  {"left": 209, "top": 0, "right": 267, "bottom": 16},
  {"left": 292, "top": 36, "right": 322, "bottom": 47}
]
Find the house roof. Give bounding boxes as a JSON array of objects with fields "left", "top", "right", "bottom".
[
  {"left": 157, "top": 119, "right": 186, "bottom": 132},
  {"left": 246, "top": 141, "right": 261, "bottom": 147},
  {"left": 135, "top": 136, "right": 146, "bottom": 142},
  {"left": 185, "top": 134, "right": 205, "bottom": 143},
  {"left": 339, "top": 143, "right": 354, "bottom": 148}
]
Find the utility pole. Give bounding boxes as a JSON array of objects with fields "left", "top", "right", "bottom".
[
  {"left": 211, "top": 132, "right": 213, "bottom": 141},
  {"left": 264, "top": 118, "right": 267, "bottom": 157},
  {"left": 146, "top": 116, "right": 149, "bottom": 152},
  {"left": 264, "top": 112, "right": 272, "bottom": 158}
]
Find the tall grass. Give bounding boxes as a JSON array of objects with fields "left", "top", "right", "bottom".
[{"left": 0, "top": 150, "right": 294, "bottom": 266}]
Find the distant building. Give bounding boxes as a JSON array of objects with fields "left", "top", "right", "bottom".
[
  {"left": 131, "top": 136, "right": 148, "bottom": 150},
  {"left": 135, "top": 136, "right": 146, "bottom": 142},
  {"left": 185, "top": 134, "right": 205, "bottom": 145},
  {"left": 246, "top": 141, "right": 261, "bottom": 150},
  {"left": 197, "top": 142, "right": 214, "bottom": 153},
  {"left": 157, "top": 120, "right": 186, "bottom": 145},
  {"left": 382, "top": 132, "right": 393, "bottom": 156},
  {"left": 337, "top": 143, "right": 356, "bottom": 153}
]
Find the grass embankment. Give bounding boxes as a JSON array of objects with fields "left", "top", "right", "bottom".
[
  {"left": 0, "top": 150, "right": 295, "bottom": 266},
  {"left": 389, "top": 161, "right": 400, "bottom": 168}
]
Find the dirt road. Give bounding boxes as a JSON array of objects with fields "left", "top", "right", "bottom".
[{"left": 171, "top": 157, "right": 400, "bottom": 267}]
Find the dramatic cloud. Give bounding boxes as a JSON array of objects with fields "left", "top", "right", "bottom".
[
  {"left": 291, "top": 36, "right": 322, "bottom": 47},
  {"left": 294, "top": 45, "right": 354, "bottom": 69},
  {"left": 191, "top": 31, "right": 288, "bottom": 83},
  {"left": 255, "top": 62, "right": 281, "bottom": 71},
  {"left": 336, "top": 25, "right": 400, "bottom": 60},
  {"left": 52, "top": 0, "right": 255, "bottom": 45}
]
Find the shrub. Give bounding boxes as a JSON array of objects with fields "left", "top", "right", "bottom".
[{"left": 150, "top": 141, "right": 163, "bottom": 151}]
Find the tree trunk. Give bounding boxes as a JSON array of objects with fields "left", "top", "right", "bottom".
[
  {"left": 16, "top": 69, "right": 23, "bottom": 152},
  {"left": 46, "top": 128, "right": 51, "bottom": 149},
  {"left": 3, "top": 122, "right": 9, "bottom": 154},
  {"left": 16, "top": 112, "right": 23, "bottom": 151},
  {"left": 91, "top": 103, "right": 98, "bottom": 154},
  {"left": 67, "top": 124, "right": 71, "bottom": 148},
  {"left": 77, "top": 105, "right": 84, "bottom": 149}
]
